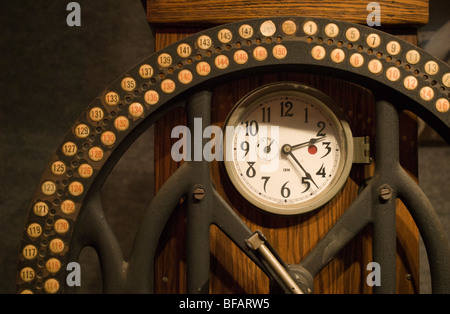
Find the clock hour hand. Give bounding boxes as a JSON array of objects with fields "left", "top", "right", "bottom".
[
  {"left": 281, "top": 144, "right": 319, "bottom": 189},
  {"left": 290, "top": 136, "right": 326, "bottom": 150},
  {"left": 257, "top": 138, "right": 275, "bottom": 153}
]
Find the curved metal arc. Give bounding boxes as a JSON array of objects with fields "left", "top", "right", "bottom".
[
  {"left": 67, "top": 189, "right": 127, "bottom": 293},
  {"left": 127, "top": 89, "right": 215, "bottom": 293},
  {"left": 127, "top": 162, "right": 191, "bottom": 293},
  {"left": 65, "top": 98, "right": 189, "bottom": 293},
  {"left": 138, "top": 16, "right": 449, "bottom": 141},
  {"left": 70, "top": 161, "right": 193, "bottom": 294},
  {"left": 396, "top": 167, "right": 450, "bottom": 294}
]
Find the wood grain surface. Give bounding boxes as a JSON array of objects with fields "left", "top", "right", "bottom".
[
  {"left": 147, "top": 0, "right": 429, "bottom": 26},
  {"left": 151, "top": 27, "right": 420, "bottom": 293}
]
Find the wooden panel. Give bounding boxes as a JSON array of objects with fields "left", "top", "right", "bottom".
[
  {"left": 208, "top": 73, "right": 373, "bottom": 294},
  {"left": 147, "top": 0, "right": 429, "bottom": 26},
  {"left": 152, "top": 28, "right": 419, "bottom": 293}
]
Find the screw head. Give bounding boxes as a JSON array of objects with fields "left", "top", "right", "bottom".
[
  {"left": 379, "top": 185, "right": 393, "bottom": 202},
  {"left": 193, "top": 187, "right": 206, "bottom": 200}
]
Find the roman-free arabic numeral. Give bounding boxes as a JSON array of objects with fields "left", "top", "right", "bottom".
[
  {"left": 244, "top": 120, "right": 259, "bottom": 136},
  {"left": 261, "top": 107, "right": 271, "bottom": 122},
  {"left": 261, "top": 176, "right": 270, "bottom": 192},
  {"left": 241, "top": 141, "right": 249, "bottom": 158},
  {"left": 316, "top": 121, "right": 326, "bottom": 137},
  {"left": 301, "top": 177, "right": 311, "bottom": 193},
  {"left": 246, "top": 162, "right": 256, "bottom": 178},
  {"left": 321, "top": 142, "right": 331, "bottom": 158},
  {"left": 281, "top": 181, "right": 291, "bottom": 198},
  {"left": 316, "top": 163, "right": 326, "bottom": 178},
  {"left": 280, "top": 101, "right": 293, "bottom": 117}
]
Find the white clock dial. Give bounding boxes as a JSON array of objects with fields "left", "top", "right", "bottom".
[{"left": 223, "top": 82, "right": 354, "bottom": 215}]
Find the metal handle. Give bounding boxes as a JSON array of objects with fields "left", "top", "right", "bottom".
[{"left": 246, "top": 232, "right": 304, "bottom": 294}]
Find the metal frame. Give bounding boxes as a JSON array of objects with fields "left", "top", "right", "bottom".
[
  {"left": 298, "top": 99, "right": 450, "bottom": 293},
  {"left": 66, "top": 93, "right": 450, "bottom": 294},
  {"left": 16, "top": 16, "right": 450, "bottom": 294}
]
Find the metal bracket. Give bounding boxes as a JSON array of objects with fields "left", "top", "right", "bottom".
[{"left": 353, "top": 136, "right": 371, "bottom": 164}]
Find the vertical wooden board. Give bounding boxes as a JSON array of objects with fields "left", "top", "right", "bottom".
[
  {"left": 209, "top": 73, "right": 373, "bottom": 293},
  {"left": 396, "top": 200, "right": 420, "bottom": 293}
]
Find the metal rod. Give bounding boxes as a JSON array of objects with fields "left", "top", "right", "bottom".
[
  {"left": 372, "top": 100, "right": 399, "bottom": 294},
  {"left": 247, "top": 233, "right": 303, "bottom": 294},
  {"left": 186, "top": 90, "right": 214, "bottom": 293}
]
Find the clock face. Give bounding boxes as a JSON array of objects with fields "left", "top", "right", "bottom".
[{"left": 223, "top": 82, "right": 354, "bottom": 215}]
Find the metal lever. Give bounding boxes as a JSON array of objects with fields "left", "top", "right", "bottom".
[{"left": 246, "top": 231, "right": 304, "bottom": 294}]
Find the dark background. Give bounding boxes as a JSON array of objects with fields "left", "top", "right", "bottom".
[{"left": 0, "top": 0, "right": 448, "bottom": 294}]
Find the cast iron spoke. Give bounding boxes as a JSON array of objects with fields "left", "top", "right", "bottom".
[
  {"left": 185, "top": 90, "right": 214, "bottom": 293},
  {"left": 68, "top": 189, "right": 126, "bottom": 293},
  {"left": 297, "top": 183, "right": 373, "bottom": 279},
  {"left": 127, "top": 162, "right": 191, "bottom": 293},
  {"left": 370, "top": 99, "right": 400, "bottom": 293},
  {"left": 396, "top": 168, "right": 450, "bottom": 293},
  {"left": 210, "top": 188, "right": 264, "bottom": 270},
  {"left": 296, "top": 100, "right": 400, "bottom": 293}
]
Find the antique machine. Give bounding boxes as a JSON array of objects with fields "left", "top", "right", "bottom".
[{"left": 16, "top": 1, "right": 449, "bottom": 293}]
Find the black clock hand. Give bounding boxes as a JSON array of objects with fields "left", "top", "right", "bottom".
[
  {"left": 290, "top": 136, "right": 326, "bottom": 150},
  {"left": 257, "top": 138, "right": 275, "bottom": 154},
  {"left": 266, "top": 138, "right": 274, "bottom": 153},
  {"left": 281, "top": 144, "right": 319, "bottom": 189}
]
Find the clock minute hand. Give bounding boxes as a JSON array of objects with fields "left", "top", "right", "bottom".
[
  {"left": 290, "top": 136, "right": 326, "bottom": 150},
  {"left": 281, "top": 144, "right": 319, "bottom": 189}
]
